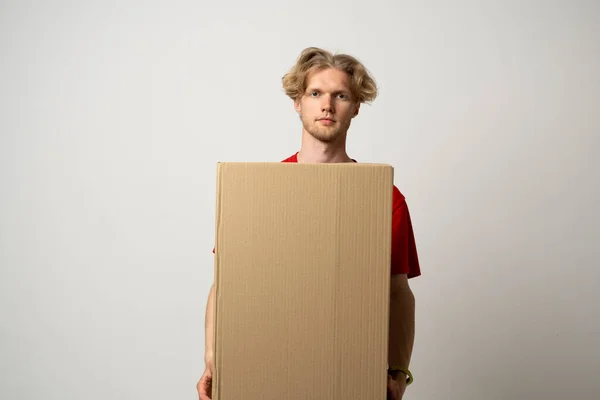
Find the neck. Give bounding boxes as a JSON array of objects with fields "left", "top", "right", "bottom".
[{"left": 297, "top": 129, "right": 352, "bottom": 164}]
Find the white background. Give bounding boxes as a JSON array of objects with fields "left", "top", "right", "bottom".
[{"left": 1, "top": 1, "right": 599, "bottom": 399}]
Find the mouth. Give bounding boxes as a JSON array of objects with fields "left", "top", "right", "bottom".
[{"left": 318, "top": 118, "right": 335, "bottom": 126}]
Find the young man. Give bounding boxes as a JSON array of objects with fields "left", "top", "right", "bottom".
[{"left": 197, "top": 47, "right": 421, "bottom": 400}]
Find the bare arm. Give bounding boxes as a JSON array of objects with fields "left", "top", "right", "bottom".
[
  {"left": 205, "top": 284, "right": 215, "bottom": 366},
  {"left": 197, "top": 284, "right": 216, "bottom": 399},
  {"left": 388, "top": 274, "right": 415, "bottom": 371}
]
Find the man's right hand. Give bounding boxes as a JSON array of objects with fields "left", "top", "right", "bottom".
[
  {"left": 199, "top": 284, "right": 216, "bottom": 399},
  {"left": 197, "top": 360, "right": 214, "bottom": 400}
]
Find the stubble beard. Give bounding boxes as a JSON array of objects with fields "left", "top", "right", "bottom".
[{"left": 301, "top": 116, "right": 347, "bottom": 144}]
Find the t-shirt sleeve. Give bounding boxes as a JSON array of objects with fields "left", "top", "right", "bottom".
[{"left": 390, "top": 191, "right": 421, "bottom": 278}]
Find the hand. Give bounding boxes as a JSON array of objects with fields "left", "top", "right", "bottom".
[
  {"left": 387, "top": 373, "right": 407, "bottom": 400},
  {"left": 197, "top": 360, "right": 214, "bottom": 400}
]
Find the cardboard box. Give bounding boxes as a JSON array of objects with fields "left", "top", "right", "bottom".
[{"left": 213, "top": 162, "right": 394, "bottom": 399}]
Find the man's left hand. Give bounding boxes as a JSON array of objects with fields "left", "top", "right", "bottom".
[{"left": 387, "top": 373, "right": 407, "bottom": 400}]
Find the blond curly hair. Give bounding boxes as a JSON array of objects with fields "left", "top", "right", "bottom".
[{"left": 282, "top": 47, "right": 378, "bottom": 104}]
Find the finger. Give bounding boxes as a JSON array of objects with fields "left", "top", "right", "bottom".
[
  {"left": 386, "top": 377, "right": 393, "bottom": 399},
  {"left": 199, "top": 386, "right": 209, "bottom": 400},
  {"left": 203, "top": 376, "right": 214, "bottom": 400},
  {"left": 386, "top": 378, "right": 400, "bottom": 400},
  {"left": 196, "top": 378, "right": 204, "bottom": 400},
  {"left": 199, "top": 378, "right": 209, "bottom": 396}
]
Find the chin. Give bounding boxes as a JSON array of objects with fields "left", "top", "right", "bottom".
[
  {"left": 313, "top": 133, "right": 339, "bottom": 143},
  {"left": 304, "top": 122, "right": 343, "bottom": 143}
]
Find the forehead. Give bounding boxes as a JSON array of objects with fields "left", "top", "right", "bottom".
[{"left": 305, "top": 68, "right": 352, "bottom": 92}]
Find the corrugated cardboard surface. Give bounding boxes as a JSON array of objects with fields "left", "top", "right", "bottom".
[{"left": 213, "top": 162, "right": 393, "bottom": 400}]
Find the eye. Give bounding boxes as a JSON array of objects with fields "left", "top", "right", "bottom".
[{"left": 310, "top": 91, "right": 319, "bottom": 97}]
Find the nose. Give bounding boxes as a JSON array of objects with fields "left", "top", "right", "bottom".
[{"left": 321, "top": 95, "right": 333, "bottom": 113}]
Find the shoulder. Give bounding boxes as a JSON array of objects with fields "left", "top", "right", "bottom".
[
  {"left": 392, "top": 185, "right": 406, "bottom": 211},
  {"left": 281, "top": 153, "right": 298, "bottom": 163}
]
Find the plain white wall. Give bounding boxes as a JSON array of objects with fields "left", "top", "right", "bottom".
[{"left": 1, "top": 0, "right": 599, "bottom": 399}]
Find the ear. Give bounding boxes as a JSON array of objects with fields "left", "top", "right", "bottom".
[
  {"left": 294, "top": 98, "right": 302, "bottom": 114},
  {"left": 353, "top": 103, "right": 360, "bottom": 118}
]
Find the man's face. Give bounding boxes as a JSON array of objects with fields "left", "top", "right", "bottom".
[{"left": 294, "top": 68, "right": 360, "bottom": 143}]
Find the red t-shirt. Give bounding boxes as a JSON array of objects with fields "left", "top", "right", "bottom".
[{"left": 213, "top": 154, "right": 421, "bottom": 279}]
